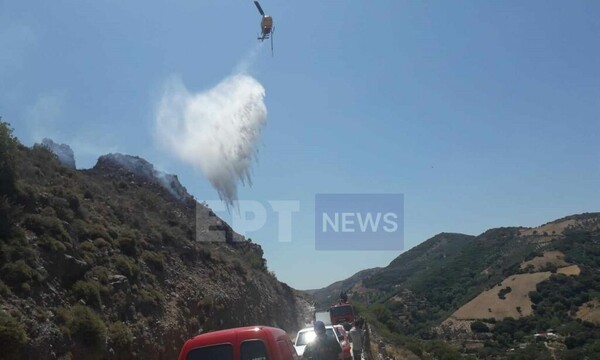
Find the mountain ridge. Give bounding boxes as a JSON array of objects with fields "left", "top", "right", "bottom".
[
  {"left": 309, "top": 212, "right": 600, "bottom": 358},
  {"left": 0, "top": 124, "right": 308, "bottom": 359}
]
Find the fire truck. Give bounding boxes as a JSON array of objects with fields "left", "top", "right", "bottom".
[{"left": 315, "top": 291, "right": 355, "bottom": 326}]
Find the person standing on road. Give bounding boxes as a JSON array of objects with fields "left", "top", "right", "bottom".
[
  {"left": 349, "top": 320, "right": 365, "bottom": 360},
  {"left": 302, "top": 321, "right": 342, "bottom": 360}
]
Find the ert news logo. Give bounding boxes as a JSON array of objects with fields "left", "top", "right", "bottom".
[{"left": 315, "top": 194, "right": 404, "bottom": 251}]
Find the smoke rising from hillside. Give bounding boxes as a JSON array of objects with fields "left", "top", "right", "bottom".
[{"left": 155, "top": 73, "right": 267, "bottom": 207}]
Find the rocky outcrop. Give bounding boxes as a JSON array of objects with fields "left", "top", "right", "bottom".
[
  {"left": 40, "top": 138, "right": 76, "bottom": 169},
  {"left": 94, "top": 153, "right": 192, "bottom": 202}
]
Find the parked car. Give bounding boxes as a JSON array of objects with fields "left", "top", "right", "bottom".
[
  {"left": 293, "top": 325, "right": 351, "bottom": 360},
  {"left": 178, "top": 326, "right": 299, "bottom": 360}
]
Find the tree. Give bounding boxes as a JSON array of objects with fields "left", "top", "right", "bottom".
[
  {"left": 470, "top": 321, "right": 490, "bottom": 333},
  {"left": 565, "top": 336, "right": 577, "bottom": 349},
  {"left": 0, "top": 312, "right": 28, "bottom": 360},
  {"left": 0, "top": 121, "right": 18, "bottom": 197},
  {"left": 529, "top": 291, "right": 543, "bottom": 304},
  {"left": 0, "top": 121, "right": 18, "bottom": 238}
]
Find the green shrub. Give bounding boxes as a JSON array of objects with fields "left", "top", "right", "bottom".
[
  {"left": 22, "top": 214, "right": 70, "bottom": 241},
  {"left": 471, "top": 321, "right": 490, "bottom": 333},
  {"left": 246, "top": 252, "right": 266, "bottom": 270},
  {"left": 83, "top": 189, "right": 94, "bottom": 200},
  {"left": 0, "top": 195, "right": 12, "bottom": 238},
  {"left": 117, "top": 236, "right": 138, "bottom": 257},
  {"left": 39, "top": 235, "right": 67, "bottom": 252},
  {"left": 67, "top": 305, "right": 106, "bottom": 352},
  {"left": 72, "top": 281, "right": 104, "bottom": 309},
  {"left": 58, "top": 353, "right": 72, "bottom": 360},
  {"left": 139, "top": 190, "right": 161, "bottom": 211},
  {"left": 530, "top": 291, "right": 543, "bottom": 304},
  {"left": 93, "top": 238, "right": 111, "bottom": 249},
  {"left": 0, "top": 311, "right": 28, "bottom": 360},
  {"left": 423, "top": 340, "right": 462, "bottom": 360},
  {"left": 0, "top": 280, "right": 10, "bottom": 297},
  {"left": 109, "top": 321, "right": 133, "bottom": 351},
  {"left": 30, "top": 143, "right": 59, "bottom": 166},
  {"left": 141, "top": 251, "right": 165, "bottom": 272},
  {"left": 0, "top": 121, "right": 18, "bottom": 197},
  {"left": 135, "top": 286, "right": 163, "bottom": 316},
  {"left": 544, "top": 262, "right": 558, "bottom": 273},
  {"left": 80, "top": 241, "right": 96, "bottom": 253},
  {"left": 232, "top": 259, "right": 247, "bottom": 275},
  {"left": 0, "top": 238, "right": 38, "bottom": 266},
  {"left": 74, "top": 221, "right": 111, "bottom": 242},
  {"left": 66, "top": 193, "right": 80, "bottom": 212},
  {"left": 199, "top": 247, "right": 213, "bottom": 261},
  {"left": 113, "top": 255, "right": 140, "bottom": 282},
  {"left": 498, "top": 286, "right": 512, "bottom": 299},
  {"left": 160, "top": 228, "right": 178, "bottom": 246},
  {"left": 372, "top": 304, "right": 393, "bottom": 323},
  {"left": 1, "top": 260, "right": 41, "bottom": 288},
  {"left": 87, "top": 266, "right": 111, "bottom": 285},
  {"left": 20, "top": 283, "right": 31, "bottom": 294},
  {"left": 48, "top": 196, "right": 74, "bottom": 221}
]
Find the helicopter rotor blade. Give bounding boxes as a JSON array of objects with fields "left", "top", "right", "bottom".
[{"left": 254, "top": 1, "right": 265, "bottom": 16}]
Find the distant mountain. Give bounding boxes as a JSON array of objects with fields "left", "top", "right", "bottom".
[
  {"left": 310, "top": 214, "right": 600, "bottom": 358},
  {"left": 0, "top": 123, "right": 307, "bottom": 360},
  {"left": 306, "top": 267, "right": 382, "bottom": 310}
]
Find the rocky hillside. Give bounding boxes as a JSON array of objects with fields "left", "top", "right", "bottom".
[
  {"left": 312, "top": 214, "right": 600, "bottom": 359},
  {"left": 0, "top": 123, "right": 305, "bottom": 360}
]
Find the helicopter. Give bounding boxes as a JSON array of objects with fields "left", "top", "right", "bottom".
[{"left": 253, "top": 1, "right": 274, "bottom": 55}]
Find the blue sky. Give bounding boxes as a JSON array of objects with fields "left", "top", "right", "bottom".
[{"left": 2, "top": 0, "right": 599, "bottom": 289}]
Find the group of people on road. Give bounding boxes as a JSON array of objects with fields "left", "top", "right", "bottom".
[{"left": 302, "top": 319, "right": 366, "bottom": 360}]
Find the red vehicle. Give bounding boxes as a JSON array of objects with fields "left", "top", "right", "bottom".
[
  {"left": 329, "top": 303, "right": 355, "bottom": 325},
  {"left": 329, "top": 291, "right": 355, "bottom": 325},
  {"left": 178, "top": 326, "right": 299, "bottom": 360}
]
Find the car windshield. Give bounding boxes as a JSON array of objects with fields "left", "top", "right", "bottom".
[{"left": 296, "top": 329, "right": 336, "bottom": 346}]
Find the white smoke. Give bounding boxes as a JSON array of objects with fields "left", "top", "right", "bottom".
[{"left": 154, "top": 73, "right": 267, "bottom": 207}]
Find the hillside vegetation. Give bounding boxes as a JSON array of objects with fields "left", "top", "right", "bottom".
[
  {"left": 313, "top": 213, "right": 600, "bottom": 359},
  {"left": 0, "top": 122, "right": 305, "bottom": 359}
]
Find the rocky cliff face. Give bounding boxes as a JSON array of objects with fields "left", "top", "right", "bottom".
[
  {"left": 95, "top": 153, "right": 192, "bottom": 202},
  {"left": 0, "top": 132, "right": 305, "bottom": 359},
  {"left": 40, "top": 138, "right": 76, "bottom": 169}
]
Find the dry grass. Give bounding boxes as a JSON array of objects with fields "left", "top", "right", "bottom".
[
  {"left": 557, "top": 264, "right": 581, "bottom": 276},
  {"left": 519, "top": 219, "right": 577, "bottom": 236},
  {"left": 451, "top": 266, "right": 580, "bottom": 321},
  {"left": 520, "top": 250, "right": 569, "bottom": 271},
  {"left": 576, "top": 299, "right": 600, "bottom": 325}
]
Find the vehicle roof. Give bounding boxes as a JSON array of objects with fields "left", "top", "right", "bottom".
[
  {"left": 179, "top": 326, "right": 295, "bottom": 360},
  {"left": 295, "top": 325, "right": 345, "bottom": 346},
  {"left": 184, "top": 326, "right": 289, "bottom": 348},
  {"left": 298, "top": 325, "right": 338, "bottom": 332},
  {"left": 331, "top": 303, "right": 352, "bottom": 307}
]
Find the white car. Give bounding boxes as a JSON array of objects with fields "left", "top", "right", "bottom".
[{"left": 294, "top": 325, "right": 350, "bottom": 359}]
